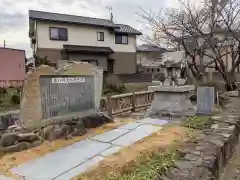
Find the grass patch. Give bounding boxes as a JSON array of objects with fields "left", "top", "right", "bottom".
[
  {"left": 106, "top": 151, "right": 180, "bottom": 180},
  {"left": 181, "top": 116, "right": 213, "bottom": 130}
]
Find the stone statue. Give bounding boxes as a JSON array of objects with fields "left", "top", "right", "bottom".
[{"left": 159, "top": 73, "right": 166, "bottom": 85}]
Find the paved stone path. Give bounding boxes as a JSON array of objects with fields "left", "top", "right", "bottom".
[{"left": 8, "top": 118, "right": 169, "bottom": 180}]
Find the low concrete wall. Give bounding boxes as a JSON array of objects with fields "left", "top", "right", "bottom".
[{"left": 160, "top": 99, "right": 240, "bottom": 180}]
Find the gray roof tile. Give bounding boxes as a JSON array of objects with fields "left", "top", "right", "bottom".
[
  {"left": 29, "top": 10, "right": 115, "bottom": 28},
  {"left": 29, "top": 10, "right": 142, "bottom": 35},
  {"left": 137, "top": 44, "right": 168, "bottom": 52},
  {"left": 115, "top": 24, "right": 142, "bottom": 35}
]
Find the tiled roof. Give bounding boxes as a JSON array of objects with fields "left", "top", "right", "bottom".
[
  {"left": 137, "top": 44, "right": 168, "bottom": 52},
  {"left": 115, "top": 24, "right": 142, "bottom": 35},
  {"left": 29, "top": 10, "right": 142, "bottom": 35},
  {"left": 29, "top": 10, "right": 115, "bottom": 28}
]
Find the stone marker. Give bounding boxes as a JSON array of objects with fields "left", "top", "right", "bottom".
[
  {"left": 20, "top": 62, "right": 103, "bottom": 128},
  {"left": 196, "top": 87, "right": 215, "bottom": 115},
  {"left": 40, "top": 75, "right": 95, "bottom": 119},
  {"left": 147, "top": 85, "right": 196, "bottom": 117}
]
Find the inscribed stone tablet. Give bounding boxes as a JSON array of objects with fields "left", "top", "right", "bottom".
[
  {"left": 20, "top": 63, "right": 103, "bottom": 127},
  {"left": 40, "top": 75, "right": 95, "bottom": 119},
  {"left": 197, "top": 87, "right": 215, "bottom": 115}
]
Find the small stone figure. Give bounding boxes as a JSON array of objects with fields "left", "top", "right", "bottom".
[
  {"left": 159, "top": 73, "right": 166, "bottom": 86},
  {"left": 171, "top": 76, "right": 178, "bottom": 86}
]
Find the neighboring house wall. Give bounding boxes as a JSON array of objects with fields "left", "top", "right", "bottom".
[
  {"left": 68, "top": 54, "right": 108, "bottom": 71},
  {"left": 110, "top": 52, "right": 136, "bottom": 74},
  {"left": 35, "top": 21, "right": 137, "bottom": 74},
  {"left": 0, "top": 48, "right": 25, "bottom": 87},
  {"left": 137, "top": 52, "right": 163, "bottom": 63},
  {"left": 36, "top": 21, "right": 136, "bottom": 52}
]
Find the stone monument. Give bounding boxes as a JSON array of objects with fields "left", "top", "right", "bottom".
[
  {"left": 196, "top": 87, "right": 215, "bottom": 115},
  {"left": 20, "top": 62, "right": 103, "bottom": 128},
  {"left": 147, "top": 85, "right": 196, "bottom": 117},
  {"left": 147, "top": 56, "right": 195, "bottom": 117}
]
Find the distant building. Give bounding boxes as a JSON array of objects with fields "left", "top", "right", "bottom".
[
  {"left": 136, "top": 44, "right": 169, "bottom": 73},
  {"left": 0, "top": 48, "right": 26, "bottom": 87}
]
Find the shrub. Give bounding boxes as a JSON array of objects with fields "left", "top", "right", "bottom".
[
  {"left": 11, "top": 94, "right": 20, "bottom": 105},
  {"left": 103, "top": 84, "right": 126, "bottom": 95},
  {"left": 0, "top": 88, "right": 7, "bottom": 99},
  {"left": 104, "top": 74, "right": 123, "bottom": 86},
  {"left": 103, "top": 74, "right": 126, "bottom": 95}
]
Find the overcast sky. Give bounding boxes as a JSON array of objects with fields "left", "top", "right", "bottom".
[{"left": 0, "top": 0, "right": 182, "bottom": 57}]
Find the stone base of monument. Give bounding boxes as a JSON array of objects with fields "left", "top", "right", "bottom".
[{"left": 147, "top": 85, "right": 196, "bottom": 117}]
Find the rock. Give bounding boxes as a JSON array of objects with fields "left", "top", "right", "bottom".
[
  {"left": 161, "top": 164, "right": 213, "bottom": 180},
  {"left": 82, "top": 114, "right": 112, "bottom": 128},
  {"left": 0, "top": 142, "right": 31, "bottom": 153},
  {"left": 71, "top": 127, "right": 87, "bottom": 137},
  {"left": 8, "top": 125, "right": 21, "bottom": 131},
  {"left": 17, "top": 133, "right": 41, "bottom": 142},
  {"left": 42, "top": 125, "right": 56, "bottom": 141},
  {"left": 52, "top": 124, "right": 71, "bottom": 140},
  {"left": 0, "top": 132, "right": 18, "bottom": 147},
  {"left": 30, "top": 140, "right": 43, "bottom": 148},
  {"left": 17, "top": 142, "right": 31, "bottom": 151}
]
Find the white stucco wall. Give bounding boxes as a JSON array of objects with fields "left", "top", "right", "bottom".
[{"left": 36, "top": 21, "right": 137, "bottom": 52}]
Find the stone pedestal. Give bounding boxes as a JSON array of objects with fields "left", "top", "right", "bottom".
[{"left": 147, "top": 85, "right": 196, "bottom": 117}]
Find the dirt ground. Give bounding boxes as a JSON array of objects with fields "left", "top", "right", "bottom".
[
  {"left": 74, "top": 125, "right": 192, "bottom": 180},
  {"left": 0, "top": 116, "right": 137, "bottom": 179}
]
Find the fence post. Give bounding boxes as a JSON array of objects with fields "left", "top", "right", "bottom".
[
  {"left": 238, "top": 83, "right": 240, "bottom": 97},
  {"left": 132, "top": 92, "right": 136, "bottom": 112},
  {"left": 107, "top": 93, "right": 113, "bottom": 118}
]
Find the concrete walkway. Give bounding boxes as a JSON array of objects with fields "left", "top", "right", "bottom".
[{"left": 9, "top": 118, "right": 169, "bottom": 180}]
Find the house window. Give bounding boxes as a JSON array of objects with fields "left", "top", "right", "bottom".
[
  {"left": 82, "top": 60, "right": 98, "bottom": 66},
  {"left": 97, "top": 32, "right": 104, "bottom": 41},
  {"left": 115, "top": 34, "right": 128, "bottom": 44},
  {"left": 50, "top": 27, "right": 68, "bottom": 41}
]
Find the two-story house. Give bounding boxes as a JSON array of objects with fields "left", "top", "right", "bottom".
[{"left": 29, "top": 10, "right": 142, "bottom": 74}]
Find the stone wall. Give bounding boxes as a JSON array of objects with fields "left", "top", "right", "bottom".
[
  {"left": 0, "top": 113, "right": 112, "bottom": 153},
  {"left": 160, "top": 99, "right": 240, "bottom": 180},
  {"left": 0, "top": 126, "right": 43, "bottom": 153}
]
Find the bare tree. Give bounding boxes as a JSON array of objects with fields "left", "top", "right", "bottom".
[{"left": 139, "top": 0, "right": 240, "bottom": 90}]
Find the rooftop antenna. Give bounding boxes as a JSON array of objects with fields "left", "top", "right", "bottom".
[{"left": 106, "top": 6, "right": 113, "bottom": 22}]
